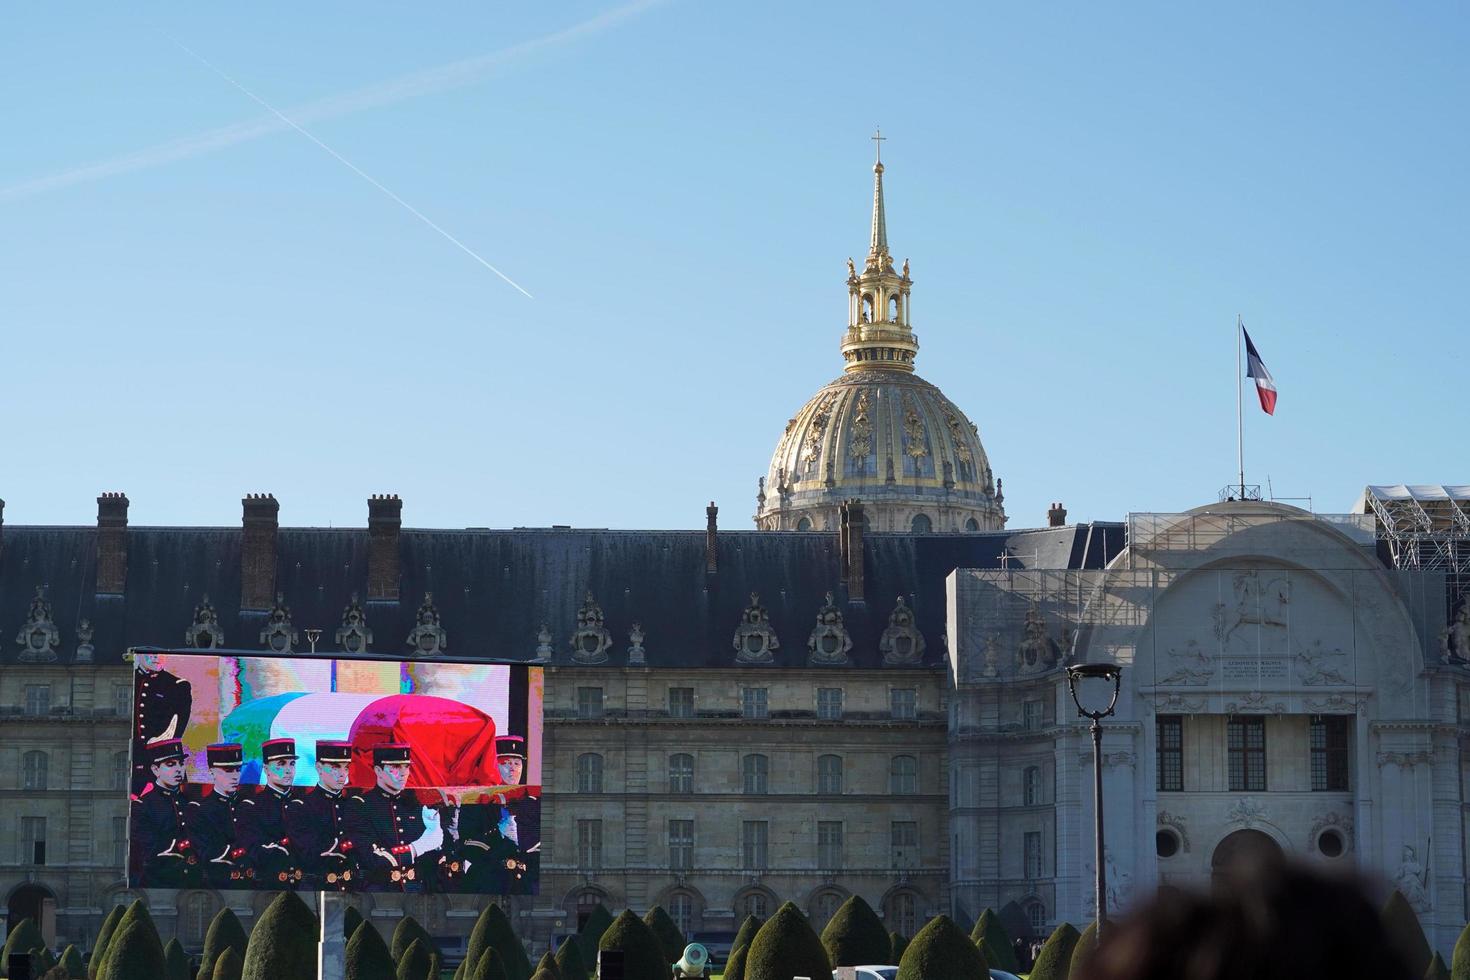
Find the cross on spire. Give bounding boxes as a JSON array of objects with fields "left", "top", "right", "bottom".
[{"left": 872, "top": 126, "right": 886, "bottom": 164}]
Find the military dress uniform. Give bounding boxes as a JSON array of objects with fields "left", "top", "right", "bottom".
[
  {"left": 346, "top": 743, "right": 440, "bottom": 891},
  {"left": 187, "top": 743, "right": 246, "bottom": 888},
  {"left": 131, "top": 665, "right": 192, "bottom": 794},
  {"left": 285, "top": 740, "right": 358, "bottom": 889},
  {"left": 235, "top": 738, "right": 301, "bottom": 885},
  {"left": 129, "top": 739, "right": 199, "bottom": 888}
]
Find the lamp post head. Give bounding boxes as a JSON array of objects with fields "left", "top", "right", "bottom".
[{"left": 1067, "top": 662, "right": 1122, "bottom": 719}]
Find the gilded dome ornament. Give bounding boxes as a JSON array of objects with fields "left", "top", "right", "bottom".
[
  {"left": 733, "top": 592, "right": 780, "bottom": 665},
  {"left": 807, "top": 591, "right": 853, "bottom": 666}
]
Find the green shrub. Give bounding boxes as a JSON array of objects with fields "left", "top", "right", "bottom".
[
  {"left": 1383, "top": 890, "right": 1432, "bottom": 978},
  {"left": 345, "top": 908, "right": 365, "bottom": 943},
  {"left": 90, "top": 908, "right": 126, "bottom": 980},
  {"left": 1068, "top": 921, "right": 1100, "bottom": 979},
  {"left": 196, "top": 909, "right": 248, "bottom": 980},
  {"left": 97, "top": 902, "right": 160, "bottom": 980},
  {"left": 820, "top": 896, "right": 890, "bottom": 968},
  {"left": 554, "top": 937, "right": 588, "bottom": 980},
  {"left": 1428, "top": 952, "right": 1451, "bottom": 980},
  {"left": 743, "top": 902, "right": 830, "bottom": 980},
  {"left": 241, "top": 892, "right": 318, "bottom": 980},
  {"left": 471, "top": 949, "right": 508, "bottom": 980},
  {"left": 452, "top": 960, "right": 466, "bottom": 980},
  {"left": 4, "top": 918, "right": 45, "bottom": 977},
  {"left": 398, "top": 939, "right": 434, "bottom": 980},
  {"left": 35, "top": 949, "right": 58, "bottom": 976},
  {"left": 60, "top": 945, "right": 86, "bottom": 980},
  {"left": 1027, "top": 922, "right": 1080, "bottom": 980},
  {"left": 730, "top": 917, "right": 761, "bottom": 960},
  {"left": 888, "top": 933, "right": 907, "bottom": 965},
  {"left": 642, "top": 907, "right": 686, "bottom": 966},
  {"left": 346, "top": 921, "right": 395, "bottom": 980},
  {"left": 1452, "top": 918, "right": 1470, "bottom": 980},
  {"left": 41, "top": 968, "right": 71, "bottom": 980},
  {"left": 969, "top": 909, "right": 1017, "bottom": 974},
  {"left": 896, "top": 916, "right": 985, "bottom": 980},
  {"left": 98, "top": 910, "right": 166, "bottom": 980},
  {"left": 578, "top": 908, "right": 614, "bottom": 966},
  {"left": 721, "top": 945, "right": 749, "bottom": 980},
  {"left": 163, "top": 939, "right": 191, "bottom": 980},
  {"left": 210, "top": 950, "right": 243, "bottom": 980},
  {"left": 530, "top": 971, "right": 557, "bottom": 980},
  {"left": 598, "top": 911, "right": 666, "bottom": 980},
  {"left": 534, "top": 951, "right": 560, "bottom": 980},
  {"left": 393, "top": 919, "right": 436, "bottom": 965}
]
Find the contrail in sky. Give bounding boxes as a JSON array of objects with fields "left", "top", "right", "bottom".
[
  {"left": 171, "top": 37, "right": 534, "bottom": 298},
  {"left": 0, "top": 0, "right": 665, "bottom": 203}
]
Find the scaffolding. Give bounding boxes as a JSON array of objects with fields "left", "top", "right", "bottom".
[{"left": 1359, "top": 485, "right": 1470, "bottom": 574}]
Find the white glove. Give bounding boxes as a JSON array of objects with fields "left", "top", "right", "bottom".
[
  {"left": 410, "top": 806, "right": 444, "bottom": 859},
  {"left": 498, "top": 809, "right": 519, "bottom": 846}
]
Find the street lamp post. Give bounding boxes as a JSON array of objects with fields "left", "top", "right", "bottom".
[{"left": 1066, "top": 662, "right": 1122, "bottom": 941}]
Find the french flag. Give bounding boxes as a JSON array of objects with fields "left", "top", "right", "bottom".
[{"left": 1243, "top": 325, "right": 1277, "bottom": 415}]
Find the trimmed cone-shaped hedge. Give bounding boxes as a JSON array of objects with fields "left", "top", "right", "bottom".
[
  {"left": 465, "top": 906, "right": 529, "bottom": 980},
  {"left": 530, "top": 971, "right": 557, "bottom": 980},
  {"left": 598, "top": 911, "right": 667, "bottom": 980},
  {"left": 197, "top": 909, "right": 249, "bottom": 980},
  {"left": 731, "top": 916, "right": 761, "bottom": 958},
  {"left": 744, "top": 902, "right": 830, "bottom": 980},
  {"left": 91, "top": 907, "right": 126, "bottom": 980},
  {"left": 535, "top": 952, "right": 560, "bottom": 980},
  {"left": 42, "top": 968, "right": 71, "bottom": 980},
  {"left": 35, "top": 950, "right": 59, "bottom": 976},
  {"left": 820, "top": 896, "right": 890, "bottom": 968},
  {"left": 896, "top": 916, "right": 986, "bottom": 980},
  {"left": 554, "top": 937, "right": 588, "bottom": 980},
  {"left": 722, "top": 945, "right": 749, "bottom": 980},
  {"left": 1453, "top": 919, "right": 1470, "bottom": 980},
  {"left": 1068, "top": 921, "right": 1100, "bottom": 979},
  {"left": 98, "top": 908, "right": 167, "bottom": 980},
  {"left": 578, "top": 907, "right": 614, "bottom": 966},
  {"left": 1028, "top": 922, "right": 1080, "bottom": 980},
  {"left": 453, "top": 961, "right": 466, "bottom": 980},
  {"left": 346, "top": 921, "right": 395, "bottom": 980},
  {"left": 164, "top": 939, "right": 191, "bottom": 980},
  {"left": 471, "top": 949, "right": 508, "bottom": 980},
  {"left": 1383, "top": 890, "right": 1433, "bottom": 979},
  {"left": 397, "top": 939, "right": 434, "bottom": 980},
  {"left": 345, "top": 907, "right": 366, "bottom": 943},
  {"left": 430, "top": 952, "right": 443, "bottom": 980},
  {"left": 393, "top": 918, "right": 436, "bottom": 965},
  {"left": 210, "top": 950, "right": 243, "bottom": 980},
  {"left": 642, "top": 907, "right": 686, "bottom": 966},
  {"left": 1428, "top": 952, "right": 1451, "bottom": 980},
  {"left": 888, "top": 933, "right": 908, "bottom": 965},
  {"left": 241, "top": 891, "right": 319, "bottom": 980},
  {"left": 60, "top": 945, "right": 86, "bottom": 980},
  {"left": 970, "top": 909, "right": 1018, "bottom": 974},
  {"left": 4, "top": 918, "right": 45, "bottom": 976}
]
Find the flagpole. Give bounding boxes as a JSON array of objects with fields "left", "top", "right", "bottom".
[{"left": 1236, "top": 314, "right": 1244, "bottom": 498}]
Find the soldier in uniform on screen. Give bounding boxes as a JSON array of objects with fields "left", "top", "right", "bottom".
[
  {"left": 286, "top": 740, "right": 358, "bottom": 889},
  {"left": 235, "top": 738, "right": 301, "bottom": 885},
  {"left": 130, "top": 651, "right": 192, "bottom": 794},
  {"left": 187, "top": 742, "right": 245, "bottom": 887},
  {"left": 346, "top": 743, "right": 444, "bottom": 890},
  {"left": 457, "top": 734, "right": 538, "bottom": 893},
  {"left": 129, "top": 738, "right": 199, "bottom": 888}
]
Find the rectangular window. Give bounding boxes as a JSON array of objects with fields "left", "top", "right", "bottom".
[
  {"left": 741, "top": 687, "right": 769, "bottom": 720},
  {"left": 668, "top": 754, "right": 694, "bottom": 794},
  {"left": 1157, "top": 715, "right": 1184, "bottom": 792},
  {"left": 817, "top": 755, "right": 843, "bottom": 794},
  {"left": 742, "top": 754, "right": 769, "bottom": 794},
  {"left": 1023, "top": 831, "right": 1043, "bottom": 879},
  {"left": 817, "top": 688, "right": 844, "bottom": 720},
  {"left": 817, "top": 821, "right": 844, "bottom": 870},
  {"left": 1023, "top": 700, "right": 1043, "bottom": 731},
  {"left": 24, "top": 685, "right": 51, "bottom": 717},
  {"left": 114, "top": 683, "right": 132, "bottom": 718},
  {"left": 112, "top": 816, "right": 127, "bottom": 870},
  {"left": 891, "top": 688, "right": 918, "bottom": 721},
  {"left": 576, "top": 819, "right": 603, "bottom": 869},
  {"left": 891, "top": 820, "right": 919, "bottom": 869},
  {"left": 1310, "top": 715, "right": 1351, "bottom": 791},
  {"left": 1227, "top": 716, "right": 1267, "bottom": 792},
  {"left": 668, "top": 687, "right": 695, "bottom": 719},
  {"left": 741, "top": 821, "right": 768, "bottom": 869},
  {"left": 21, "top": 816, "right": 46, "bottom": 865},
  {"left": 576, "top": 687, "right": 604, "bottom": 719},
  {"left": 669, "top": 819, "right": 693, "bottom": 870}
]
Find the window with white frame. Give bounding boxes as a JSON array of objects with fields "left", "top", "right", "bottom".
[
  {"left": 891, "top": 820, "right": 919, "bottom": 869},
  {"left": 1025, "top": 900, "right": 1046, "bottom": 934},
  {"left": 668, "top": 687, "right": 695, "bottom": 719},
  {"left": 24, "top": 685, "right": 51, "bottom": 717},
  {"left": 817, "top": 688, "right": 843, "bottom": 720},
  {"left": 741, "top": 821, "right": 768, "bottom": 869},
  {"left": 23, "top": 751, "right": 48, "bottom": 790},
  {"left": 577, "top": 819, "right": 603, "bottom": 869},
  {"left": 739, "top": 891, "right": 769, "bottom": 920},
  {"left": 741, "top": 687, "right": 769, "bottom": 720},
  {"left": 114, "top": 683, "right": 132, "bottom": 718},
  {"left": 576, "top": 753, "right": 604, "bottom": 793},
  {"left": 669, "top": 753, "right": 694, "bottom": 793},
  {"left": 890, "top": 688, "right": 917, "bottom": 720},
  {"left": 890, "top": 755, "right": 918, "bottom": 794},
  {"left": 742, "top": 754, "right": 769, "bottom": 794},
  {"left": 817, "top": 821, "right": 843, "bottom": 869},
  {"left": 812, "top": 890, "right": 842, "bottom": 930},
  {"left": 668, "top": 819, "right": 693, "bottom": 870},
  {"left": 576, "top": 687, "right": 604, "bottom": 719},
  {"left": 817, "top": 754, "right": 843, "bottom": 794},
  {"left": 888, "top": 892, "right": 918, "bottom": 937},
  {"left": 669, "top": 892, "right": 694, "bottom": 934}
]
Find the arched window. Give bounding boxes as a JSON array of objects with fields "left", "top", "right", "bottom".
[
  {"left": 182, "top": 892, "right": 217, "bottom": 946},
  {"left": 811, "top": 891, "right": 843, "bottom": 931},
  {"left": 669, "top": 753, "right": 694, "bottom": 793},
  {"left": 737, "top": 889, "right": 771, "bottom": 921},
  {"left": 817, "top": 755, "right": 843, "bottom": 794},
  {"left": 23, "top": 751, "right": 48, "bottom": 790},
  {"left": 964, "top": 518, "right": 980, "bottom": 532},
  {"left": 668, "top": 891, "right": 695, "bottom": 934},
  {"left": 1023, "top": 766, "right": 1042, "bottom": 806},
  {"left": 742, "top": 754, "right": 769, "bottom": 794},
  {"left": 112, "top": 751, "right": 130, "bottom": 790},
  {"left": 911, "top": 514, "right": 932, "bottom": 534},
  {"left": 796, "top": 517, "right": 813, "bottom": 531},
  {"left": 574, "top": 889, "right": 605, "bottom": 931},
  {"left": 888, "top": 295, "right": 900, "bottom": 321},
  {"left": 889, "top": 755, "right": 918, "bottom": 795},
  {"left": 887, "top": 892, "right": 918, "bottom": 937},
  {"left": 861, "top": 295, "right": 874, "bottom": 322},
  {"left": 1025, "top": 900, "right": 1046, "bottom": 934},
  {"left": 576, "top": 753, "right": 604, "bottom": 793}
]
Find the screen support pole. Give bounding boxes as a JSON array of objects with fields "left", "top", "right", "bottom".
[{"left": 319, "top": 891, "right": 346, "bottom": 980}]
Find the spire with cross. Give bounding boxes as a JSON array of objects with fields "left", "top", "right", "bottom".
[{"left": 869, "top": 127, "right": 889, "bottom": 261}]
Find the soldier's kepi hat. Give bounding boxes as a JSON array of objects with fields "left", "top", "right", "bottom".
[
  {"left": 372, "top": 743, "right": 411, "bottom": 766},
  {"left": 261, "top": 738, "right": 298, "bottom": 762},
  {"left": 206, "top": 743, "right": 244, "bottom": 768},
  {"left": 146, "top": 738, "right": 187, "bottom": 765},
  {"left": 495, "top": 735, "right": 526, "bottom": 760},
  {"left": 315, "top": 740, "right": 353, "bottom": 765}
]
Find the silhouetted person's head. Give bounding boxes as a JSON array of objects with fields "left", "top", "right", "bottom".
[{"left": 1081, "top": 857, "right": 1414, "bottom": 980}]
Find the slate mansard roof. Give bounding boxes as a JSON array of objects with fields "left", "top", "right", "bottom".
[{"left": 0, "top": 522, "right": 1125, "bottom": 669}]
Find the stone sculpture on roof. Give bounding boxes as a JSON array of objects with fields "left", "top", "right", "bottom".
[
  {"left": 807, "top": 592, "right": 853, "bottom": 666},
  {"left": 733, "top": 592, "right": 779, "bottom": 665},
  {"left": 570, "top": 592, "right": 611, "bottom": 665},
  {"left": 407, "top": 592, "right": 447, "bottom": 656},
  {"left": 336, "top": 592, "right": 373, "bottom": 654},
  {"left": 75, "top": 618, "right": 95, "bottom": 663},
  {"left": 879, "top": 596, "right": 926, "bottom": 666},
  {"left": 259, "top": 593, "right": 297, "bottom": 653},
  {"left": 17, "top": 586, "right": 60, "bottom": 663},
  {"left": 185, "top": 595, "right": 223, "bottom": 650}
]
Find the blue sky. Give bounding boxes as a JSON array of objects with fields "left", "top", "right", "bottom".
[{"left": 2, "top": 2, "right": 1466, "bottom": 530}]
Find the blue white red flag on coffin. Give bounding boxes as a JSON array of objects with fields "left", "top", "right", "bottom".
[{"left": 1242, "top": 325, "right": 1277, "bottom": 415}]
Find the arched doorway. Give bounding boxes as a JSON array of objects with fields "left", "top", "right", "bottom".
[
  {"left": 1211, "top": 829, "right": 1283, "bottom": 887},
  {"left": 7, "top": 883, "right": 58, "bottom": 946}
]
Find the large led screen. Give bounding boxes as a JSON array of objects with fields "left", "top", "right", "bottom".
[{"left": 127, "top": 650, "right": 542, "bottom": 895}]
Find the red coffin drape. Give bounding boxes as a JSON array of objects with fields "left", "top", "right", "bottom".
[{"left": 348, "top": 694, "right": 499, "bottom": 800}]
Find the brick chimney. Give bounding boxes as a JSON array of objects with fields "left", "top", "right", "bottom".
[
  {"left": 96, "top": 493, "right": 130, "bottom": 595},
  {"left": 241, "top": 494, "right": 279, "bottom": 610},
  {"left": 705, "top": 502, "right": 718, "bottom": 575},
  {"left": 839, "top": 500, "right": 865, "bottom": 602},
  {"left": 1048, "top": 502, "right": 1068, "bottom": 528},
  {"left": 367, "top": 494, "right": 402, "bottom": 601}
]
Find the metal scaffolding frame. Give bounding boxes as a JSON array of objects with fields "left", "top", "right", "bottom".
[{"left": 1360, "top": 485, "right": 1470, "bottom": 574}]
